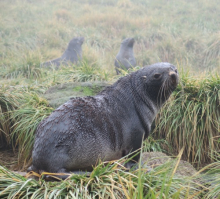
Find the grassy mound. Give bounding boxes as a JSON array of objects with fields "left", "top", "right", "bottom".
[
  {"left": 0, "top": 152, "right": 209, "bottom": 199},
  {"left": 1, "top": 151, "right": 220, "bottom": 198},
  {"left": 154, "top": 73, "right": 220, "bottom": 168}
]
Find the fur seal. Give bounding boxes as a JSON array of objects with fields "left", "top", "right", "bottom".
[
  {"left": 42, "top": 37, "right": 84, "bottom": 69},
  {"left": 28, "top": 62, "right": 178, "bottom": 178},
  {"left": 115, "top": 37, "right": 136, "bottom": 74}
]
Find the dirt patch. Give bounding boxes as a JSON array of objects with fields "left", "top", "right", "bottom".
[
  {"left": 42, "top": 81, "right": 111, "bottom": 108},
  {"left": 0, "top": 148, "right": 18, "bottom": 170}
]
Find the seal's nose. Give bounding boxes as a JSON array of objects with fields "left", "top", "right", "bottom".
[
  {"left": 169, "top": 71, "right": 178, "bottom": 85},
  {"left": 170, "top": 73, "right": 176, "bottom": 79}
]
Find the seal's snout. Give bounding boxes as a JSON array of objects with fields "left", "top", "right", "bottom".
[
  {"left": 79, "top": 37, "right": 84, "bottom": 44},
  {"left": 130, "top": 38, "right": 134, "bottom": 43},
  {"left": 169, "top": 71, "right": 178, "bottom": 85},
  {"left": 128, "top": 38, "right": 135, "bottom": 47}
]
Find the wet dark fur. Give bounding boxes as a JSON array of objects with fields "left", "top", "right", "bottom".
[
  {"left": 29, "top": 62, "right": 178, "bottom": 177},
  {"left": 115, "top": 37, "right": 136, "bottom": 74}
]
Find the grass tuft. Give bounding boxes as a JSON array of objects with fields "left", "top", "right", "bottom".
[
  {"left": 10, "top": 92, "right": 53, "bottom": 169},
  {"left": 0, "top": 88, "right": 23, "bottom": 148},
  {"left": 0, "top": 152, "right": 208, "bottom": 198},
  {"left": 153, "top": 73, "right": 220, "bottom": 168}
]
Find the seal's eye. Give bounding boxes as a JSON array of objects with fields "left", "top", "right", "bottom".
[{"left": 154, "top": 74, "right": 162, "bottom": 79}]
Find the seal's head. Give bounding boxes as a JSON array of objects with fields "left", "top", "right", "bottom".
[
  {"left": 67, "top": 37, "right": 84, "bottom": 50},
  {"left": 121, "top": 37, "right": 135, "bottom": 48},
  {"left": 134, "top": 62, "right": 179, "bottom": 107}
]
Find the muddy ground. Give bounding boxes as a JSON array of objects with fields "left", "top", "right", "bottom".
[{"left": 0, "top": 148, "right": 18, "bottom": 170}]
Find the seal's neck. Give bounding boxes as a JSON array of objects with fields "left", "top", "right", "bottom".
[
  {"left": 131, "top": 73, "right": 160, "bottom": 113},
  {"left": 120, "top": 45, "right": 133, "bottom": 53},
  {"left": 61, "top": 47, "right": 82, "bottom": 60},
  {"left": 99, "top": 75, "right": 157, "bottom": 137}
]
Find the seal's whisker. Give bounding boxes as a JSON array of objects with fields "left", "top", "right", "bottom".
[
  {"left": 157, "top": 76, "right": 169, "bottom": 106},
  {"left": 157, "top": 79, "right": 165, "bottom": 102},
  {"left": 163, "top": 77, "right": 171, "bottom": 103},
  {"left": 158, "top": 83, "right": 164, "bottom": 106}
]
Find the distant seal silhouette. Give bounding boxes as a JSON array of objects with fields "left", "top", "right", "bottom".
[
  {"left": 115, "top": 37, "right": 136, "bottom": 74},
  {"left": 42, "top": 37, "right": 84, "bottom": 69},
  {"left": 28, "top": 62, "right": 178, "bottom": 179}
]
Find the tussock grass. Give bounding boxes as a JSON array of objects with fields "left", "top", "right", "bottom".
[
  {"left": 0, "top": 88, "right": 22, "bottom": 148},
  {"left": 203, "top": 32, "right": 220, "bottom": 69},
  {"left": 10, "top": 92, "right": 53, "bottom": 169},
  {"left": 43, "top": 62, "right": 110, "bottom": 86},
  {"left": 2, "top": 47, "right": 44, "bottom": 80},
  {"left": 0, "top": 152, "right": 207, "bottom": 199},
  {"left": 72, "top": 59, "right": 109, "bottom": 82},
  {"left": 202, "top": 152, "right": 220, "bottom": 199},
  {"left": 1, "top": 0, "right": 220, "bottom": 74},
  {"left": 154, "top": 73, "right": 220, "bottom": 168},
  {"left": 143, "top": 135, "right": 168, "bottom": 153},
  {"left": 0, "top": 86, "right": 53, "bottom": 168}
]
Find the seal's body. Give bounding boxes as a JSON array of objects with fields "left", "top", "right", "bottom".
[
  {"left": 115, "top": 38, "right": 136, "bottom": 74},
  {"left": 42, "top": 37, "right": 84, "bottom": 69},
  {"left": 29, "top": 62, "right": 178, "bottom": 176}
]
